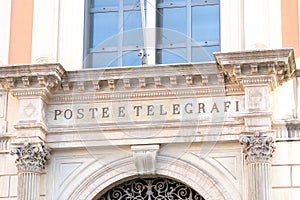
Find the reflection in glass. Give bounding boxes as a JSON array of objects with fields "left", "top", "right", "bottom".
[
  {"left": 124, "top": 0, "right": 140, "bottom": 6},
  {"left": 90, "top": 12, "right": 118, "bottom": 48},
  {"left": 90, "top": 52, "right": 118, "bottom": 68},
  {"left": 91, "top": 0, "right": 119, "bottom": 8},
  {"left": 192, "top": 45, "right": 220, "bottom": 62},
  {"left": 192, "top": 5, "right": 219, "bottom": 42},
  {"left": 157, "top": 0, "right": 185, "bottom": 4},
  {"left": 156, "top": 48, "right": 187, "bottom": 64},
  {"left": 123, "top": 50, "right": 142, "bottom": 66}
]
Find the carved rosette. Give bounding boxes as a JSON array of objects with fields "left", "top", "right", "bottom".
[
  {"left": 11, "top": 143, "right": 51, "bottom": 172},
  {"left": 240, "top": 132, "right": 276, "bottom": 163}
]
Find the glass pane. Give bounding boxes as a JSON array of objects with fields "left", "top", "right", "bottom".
[
  {"left": 157, "top": 8, "right": 187, "bottom": 45},
  {"left": 90, "top": 12, "right": 118, "bottom": 48},
  {"left": 123, "top": 29, "right": 144, "bottom": 47},
  {"left": 89, "top": 52, "right": 119, "bottom": 68},
  {"left": 124, "top": 11, "right": 142, "bottom": 31},
  {"left": 192, "top": 5, "right": 219, "bottom": 42},
  {"left": 158, "top": 0, "right": 186, "bottom": 3},
  {"left": 157, "top": 7, "right": 186, "bottom": 34},
  {"left": 123, "top": 50, "right": 142, "bottom": 66},
  {"left": 123, "top": 11, "right": 143, "bottom": 46},
  {"left": 124, "top": 0, "right": 140, "bottom": 6},
  {"left": 91, "top": 0, "right": 118, "bottom": 8},
  {"left": 156, "top": 48, "right": 187, "bottom": 64},
  {"left": 192, "top": 45, "right": 220, "bottom": 62}
]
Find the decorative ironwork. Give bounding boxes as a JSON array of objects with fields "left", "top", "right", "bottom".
[{"left": 99, "top": 177, "right": 205, "bottom": 200}]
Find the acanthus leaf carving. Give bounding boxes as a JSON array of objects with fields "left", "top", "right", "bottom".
[
  {"left": 240, "top": 132, "right": 276, "bottom": 163},
  {"left": 11, "top": 142, "right": 51, "bottom": 172}
]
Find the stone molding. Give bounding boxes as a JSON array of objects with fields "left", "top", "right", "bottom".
[
  {"left": 215, "top": 48, "right": 296, "bottom": 89},
  {"left": 11, "top": 142, "right": 51, "bottom": 172},
  {"left": 240, "top": 132, "right": 276, "bottom": 163},
  {"left": 273, "top": 119, "right": 300, "bottom": 140},
  {"left": 0, "top": 49, "right": 295, "bottom": 102},
  {"left": 131, "top": 145, "right": 160, "bottom": 175},
  {"left": 0, "top": 63, "right": 65, "bottom": 98}
]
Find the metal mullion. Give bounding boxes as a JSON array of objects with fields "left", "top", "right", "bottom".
[
  {"left": 157, "top": 2, "right": 186, "bottom": 8},
  {"left": 157, "top": 43, "right": 186, "bottom": 49},
  {"left": 84, "top": 0, "right": 91, "bottom": 68},
  {"left": 118, "top": 0, "right": 124, "bottom": 66},
  {"left": 186, "top": 0, "right": 191, "bottom": 62},
  {"left": 191, "top": 0, "right": 219, "bottom": 6},
  {"left": 191, "top": 40, "right": 220, "bottom": 46},
  {"left": 90, "top": 7, "right": 119, "bottom": 13}
]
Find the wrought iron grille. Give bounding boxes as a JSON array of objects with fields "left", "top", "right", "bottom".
[{"left": 99, "top": 177, "right": 205, "bottom": 200}]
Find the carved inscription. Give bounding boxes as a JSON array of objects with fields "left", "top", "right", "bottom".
[
  {"left": 47, "top": 97, "right": 244, "bottom": 126},
  {"left": 53, "top": 101, "right": 240, "bottom": 120}
]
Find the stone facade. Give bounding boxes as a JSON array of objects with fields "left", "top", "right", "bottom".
[{"left": 0, "top": 48, "right": 299, "bottom": 199}]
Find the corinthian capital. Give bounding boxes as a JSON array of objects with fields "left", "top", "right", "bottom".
[
  {"left": 11, "top": 143, "right": 51, "bottom": 172},
  {"left": 240, "top": 132, "right": 276, "bottom": 163}
]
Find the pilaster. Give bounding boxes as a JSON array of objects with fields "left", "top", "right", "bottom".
[
  {"left": 240, "top": 132, "right": 275, "bottom": 200},
  {"left": 215, "top": 48, "right": 296, "bottom": 132},
  {"left": 215, "top": 48, "right": 296, "bottom": 200},
  {"left": 0, "top": 63, "right": 65, "bottom": 143},
  {"left": 11, "top": 142, "right": 51, "bottom": 200}
]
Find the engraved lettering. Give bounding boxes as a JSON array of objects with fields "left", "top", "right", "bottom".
[
  {"left": 147, "top": 105, "right": 154, "bottom": 116},
  {"left": 134, "top": 106, "right": 142, "bottom": 116},
  {"left": 185, "top": 103, "right": 193, "bottom": 114},
  {"left": 118, "top": 106, "right": 125, "bottom": 117}
]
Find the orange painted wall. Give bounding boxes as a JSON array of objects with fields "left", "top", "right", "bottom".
[
  {"left": 281, "top": 0, "right": 300, "bottom": 57},
  {"left": 9, "top": 0, "right": 34, "bottom": 64}
]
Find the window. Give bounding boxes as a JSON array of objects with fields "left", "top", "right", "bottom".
[{"left": 85, "top": 0, "right": 220, "bottom": 68}]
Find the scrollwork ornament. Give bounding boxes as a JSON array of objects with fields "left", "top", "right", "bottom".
[
  {"left": 99, "top": 177, "right": 204, "bottom": 200},
  {"left": 240, "top": 132, "right": 276, "bottom": 163},
  {"left": 11, "top": 142, "right": 51, "bottom": 172}
]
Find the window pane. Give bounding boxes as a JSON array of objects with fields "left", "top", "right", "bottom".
[
  {"left": 192, "top": 45, "right": 220, "bottom": 62},
  {"left": 192, "top": 5, "right": 219, "bottom": 42},
  {"left": 90, "top": 12, "right": 118, "bottom": 48},
  {"left": 157, "top": 8, "right": 186, "bottom": 34},
  {"left": 124, "top": 11, "right": 142, "bottom": 31},
  {"left": 91, "top": 0, "right": 118, "bottom": 8},
  {"left": 157, "top": 8, "right": 187, "bottom": 45},
  {"left": 124, "top": 0, "right": 140, "bottom": 6},
  {"left": 123, "top": 11, "right": 143, "bottom": 46},
  {"left": 156, "top": 48, "right": 187, "bottom": 64},
  {"left": 89, "top": 52, "right": 118, "bottom": 68},
  {"left": 123, "top": 50, "right": 142, "bottom": 66},
  {"left": 158, "top": 0, "right": 186, "bottom": 3},
  {"left": 123, "top": 29, "right": 144, "bottom": 47}
]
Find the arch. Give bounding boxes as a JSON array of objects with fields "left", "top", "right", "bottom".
[
  {"left": 97, "top": 177, "right": 205, "bottom": 200},
  {"left": 67, "top": 155, "right": 234, "bottom": 200}
]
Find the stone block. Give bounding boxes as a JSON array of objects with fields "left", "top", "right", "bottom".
[
  {"left": 292, "top": 166, "right": 300, "bottom": 186},
  {"left": 272, "top": 166, "right": 291, "bottom": 187},
  {"left": 272, "top": 188, "right": 300, "bottom": 200},
  {"left": 0, "top": 176, "right": 9, "bottom": 197},
  {"left": 9, "top": 175, "right": 17, "bottom": 197}
]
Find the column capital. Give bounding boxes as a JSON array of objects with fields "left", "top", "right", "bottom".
[
  {"left": 11, "top": 142, "right": 51, "bottom": 173},
  {"left": 240, "top": 131, "right": 276, "bottom": 163}
]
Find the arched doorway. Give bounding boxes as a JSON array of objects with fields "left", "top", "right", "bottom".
[{"left": 97, "top": 177, "right": 205, "bottom": 200}]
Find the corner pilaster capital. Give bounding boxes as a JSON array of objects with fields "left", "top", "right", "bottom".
[
  {"left": 240, "top": 131, "right": 276, "bottom": 163},
  {"left": 0, "top": 63, "right": 65, "bottom": 99},
  {"left": 214, "top": 48, "right": 296, "bottom": 90},
  {"left": 11, "top": 142, "right": 51, "bottom": 173}
]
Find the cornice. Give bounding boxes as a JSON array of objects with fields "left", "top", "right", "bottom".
[
  {"left": 0, "top": 63, "right": 65, "bottom": 98},
  {"left": 0, "top": 48, "right": 295, "bottom": 100},
  {"left": 214, "top": 48, "right": 296, "bottom": 88}
]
